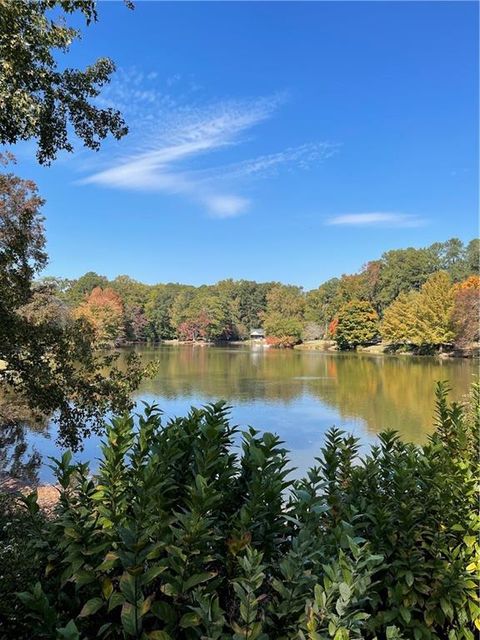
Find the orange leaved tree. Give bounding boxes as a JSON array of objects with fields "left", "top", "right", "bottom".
[{"left": 75, "top": 287, "right": 125, "bottom": 345}]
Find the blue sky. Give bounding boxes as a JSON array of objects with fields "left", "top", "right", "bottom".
[{"left": 13, "top": 1, "right": 479, "bottom": 290}]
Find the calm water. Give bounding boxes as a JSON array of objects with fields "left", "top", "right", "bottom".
[{"left": 25, "top": 344, "right": 477, "bottom": 482}]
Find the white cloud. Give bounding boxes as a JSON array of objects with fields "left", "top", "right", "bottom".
[
  {"left": 81, "top": 96, "right": 283, "bottom": 217},
  {"left": 80, "top": 69, "right": 335, "bottom": 218},
  {"left": 325, "top": 212, "right": 426, "bottom": 228},
  {"left": 202, "top": 195, "right": 250, "bottom": 218}
]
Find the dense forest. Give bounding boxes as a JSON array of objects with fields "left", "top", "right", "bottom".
[{"left": 42, "top": 237, "right": 479, "bottom": 350}]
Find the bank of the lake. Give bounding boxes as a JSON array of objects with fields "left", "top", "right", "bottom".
[
  {"left": 294, "top": 339, "right": 480, "bottom": 358},
  {"left": 156, "top": 337, "right": 480, "bottom": 359}
]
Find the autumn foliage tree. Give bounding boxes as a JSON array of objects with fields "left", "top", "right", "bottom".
[
  {"left": 452, "top": 276, "right": 480, "bottom": 347},
  {"left": 380, "top": 291, "right": 419, "bottom": 346},
  {"left": 75, "top": 286, "right": 125, "bottom": 345},
  {"left": 414, "top": 271, "right": 455, "bottom": 347},
  {"left": 381, "top": 272, "right": 455, "bottom": 348},
  {"left": 177, "top": 311, "right": 213, "bottom": 341},
  {"left": 334, "top": 300, "right": 379, "bottom": 349},
  {"left": 328, "top": 316, "right": 339, "bottom": 338}
]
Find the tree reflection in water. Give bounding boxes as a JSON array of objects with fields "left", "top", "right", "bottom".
[
  {"left": 0, "top": 391, "right": 48, "bottom": 483},
  {"left": 131, "top": 345, "right": 476, "bottom": 443},
  {"left": 2, "top": 345, "right": 476, "bottom": 481}
]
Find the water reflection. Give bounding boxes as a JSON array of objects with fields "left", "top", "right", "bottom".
[
  {"left": 3, "top": 345, "right": 477, "bottom": 482},
  {"left": 133, "top": 345, "right": 475, "bottom": 443},
  {"left": 0, "top": 392, "right": 48, "bottom": 483}
]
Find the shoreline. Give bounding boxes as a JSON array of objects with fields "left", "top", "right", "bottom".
[
  {"left": 129, "top": 338, "right": 479, "bottom": 359},
  {"left": 293, "top": 340, "right": 479, "bottom": 359},
  {"left": 0, "top": 478, "right": 59, "bottom": 514}
]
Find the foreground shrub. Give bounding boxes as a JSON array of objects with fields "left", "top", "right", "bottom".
[
  {"left": 2, "top": 383, "right": 479, "bottom": 639},
  {"left": 0, "top": 491, "right": 46, "bottom": 638}
]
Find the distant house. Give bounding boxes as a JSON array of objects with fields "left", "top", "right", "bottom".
[{"left": 250, "top": 328, "right": 265, "bottom": 340}]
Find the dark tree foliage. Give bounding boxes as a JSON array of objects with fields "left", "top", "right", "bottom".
[
  {"left": 376, "top": 246, "right": 440, "bottom": 310},
  {"left": 0, "top": 160, "right": 145, "bottom": 448},
  {"left": 452, "top": 284, "right": 480, "bottom": 348},
  {"left": 0, "top": 0, "right": 132, "bottom": 164},
  {"left": 465, "top": 239, "right": 480, "bottom": 275}
]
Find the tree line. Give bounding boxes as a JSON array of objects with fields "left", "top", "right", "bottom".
[{"left": 42, "top": 236, "right": 479, "bottom": 351}]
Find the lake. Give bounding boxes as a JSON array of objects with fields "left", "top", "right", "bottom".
[{"left": 23, "top": 344, "right": 477, "bottom": 482}]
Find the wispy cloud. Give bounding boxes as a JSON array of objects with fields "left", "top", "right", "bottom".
[
  {"left": 198, "top": 143, "right": 339, "bottom": 184},
  {"left": 325, "top": 212, "right": 427, "bottom": 228},
  {"left": 79, "top": 69, "right": 337, "bottom": 218}
]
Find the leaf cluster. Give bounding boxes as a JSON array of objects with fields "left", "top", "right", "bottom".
[{"left": 0, "top": 0, "right": 132, "bottom": 163}]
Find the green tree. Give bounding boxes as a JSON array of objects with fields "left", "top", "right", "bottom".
[
  {"left": 465, "top": 238, "right": 480, "bottom": 275},
  {"left": 185, "top": 288, "right": 232, "bottom": 340},
  {"left": 361, "top": 260, "right": 382, "bottom": 308},
  {"left": 215, "top": 279, "right": 274, "bottom": 338},
  {"left": 305, "top": 278, "right": 341, "bottom": 336},
  {"left": 109, "top": 275, "right": 149, "bottom": 309},
  {"left": 334, "top": 300, "right": 379, "bottom": 349},
  {"left": 337, "top": 273, "right": 370, "bottom": 305},
  {"left": 237, "top": 280, "right": 276, "bottom": 332},
  {"left": 169, "top": 287, "right": 232, "bottom": 341},
  {"left": 169, "top": 288, "right": 197, "bottom": 331},
  {"left": 262, "top": 284, "right": 305, "bottom": 340},
  {"left": 265, "top": 284, "right": 305, "bottom": 318},
  {"left": 0, "top": 0, "right": 131, "bottom": 163},
  {"left": 109, "top": 275, "right": 150, "bottom": 341},
  {"left": 430, "top": 237, "right": 466, "bottom": 282},
  {"left": 376, "top": 246, "right": 440, "bottom": 310},
  {"left": 144, "top": 284, "right": 186, "bottom": 340},
  {"left": 263, "top": 312, "right": 303, "bottom": 341}
]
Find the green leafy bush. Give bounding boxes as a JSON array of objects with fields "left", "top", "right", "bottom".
[
  {"left": 2, "top": 384, "right": 479, "bottom": 639},
  {"left": 0, "top": 491, "right": 46, "bottom": 638}
]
